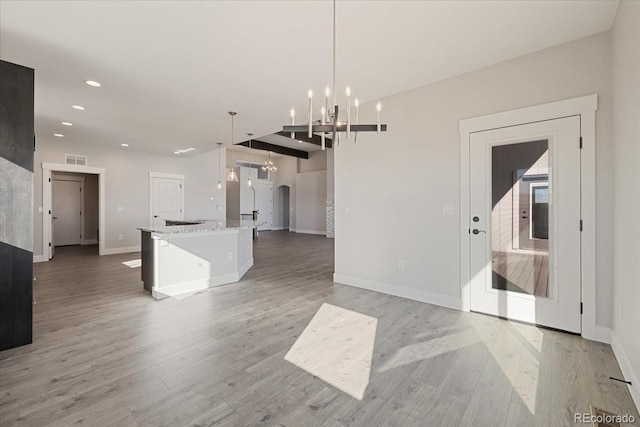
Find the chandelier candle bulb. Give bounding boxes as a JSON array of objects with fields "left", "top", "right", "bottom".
[
  {"left": 321, "top": 106, "right": 326, "bottom": 150},
  {"left": 290, "top": 107, "right": 296, "bottom": 138},
  {"left": 346, "top": 87, "right": 351, "bottom": 139},
  {"left": 308, "top": 90, "right": 313, "bottom": 138},
  {"left": 376, "top": 101, "right": 382, "bottom": 133},
  {"left": 324, "top": 87, "right": 331, "bottom": 118}
]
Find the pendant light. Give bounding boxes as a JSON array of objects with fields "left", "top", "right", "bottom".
[
  {"left": 226, "top": 112, "right": 239, "bottom": 182},
  {"left": 247, "top": 133, "right": 254, "bottom": 188},
  {"left": 216, "top": 142, "right": 223, "bottom": 189}
]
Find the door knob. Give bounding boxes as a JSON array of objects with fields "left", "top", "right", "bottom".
[
  {"left": 53, "top": 216, "right": 59, "bottom": 220},
  {"left": 472, "top": 229, "right": 486, "bottom": 235},
  {"left": 153, "top": 215, "right": 159, "bottom": 218}
]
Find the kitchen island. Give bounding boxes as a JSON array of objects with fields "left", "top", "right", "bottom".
[{"left": 138, "top": 220, "right": 256, "bottom": 299}]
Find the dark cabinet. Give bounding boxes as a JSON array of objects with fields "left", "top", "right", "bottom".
[{"left": 0, "top": 60, "right": 34, "bottom": 351}]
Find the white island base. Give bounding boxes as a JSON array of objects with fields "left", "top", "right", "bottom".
[{"left": 139, "top": 225, "right": 253, "bottom": 299}]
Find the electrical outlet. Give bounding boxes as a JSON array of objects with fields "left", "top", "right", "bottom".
[
  {"left": 37, "top": 206, "right": 43, "bottom": 213},
  {"left": 118, "top": 234, "right": 124, "bottom": 240},
  {"left": 344, "top": 206, "right": 350, "bottom": 214},
  {"left": 117, "top": 206, "right": 124, "bottom": 212},
  {"left": 227, "top": 252, "right": 233, "bottom": 261},
  {"left": 398, "top": 260, "right": 405, "bottom": 270}
]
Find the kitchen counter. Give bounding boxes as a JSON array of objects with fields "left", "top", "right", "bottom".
[{"left": 138, "top": 220, "right": 258, "bottom": 299}]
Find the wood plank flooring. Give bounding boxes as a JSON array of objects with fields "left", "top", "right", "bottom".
[{"left": 1, "top": 232, "right": 638, "bottom": 426}]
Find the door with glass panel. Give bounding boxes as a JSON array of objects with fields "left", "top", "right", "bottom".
[{"left": 469, "top": 116, "right": 581, "bottom": 333}]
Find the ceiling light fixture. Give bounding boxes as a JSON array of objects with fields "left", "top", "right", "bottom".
[
  {"left": 54, "top": 133, "right": 63, "bottom": 137},
  {"left": 61, "top": 121, "right": 73, "bottom": 126},
  {"left": 282, "top": 0, "right": 387, "bottom": 149},
  {"left": 247, "top": 133, "right": 254, "bottom": 188},
  {"left": 121, "top": 143, "right": 129, "bottom": 147},
  {"left": 72, "top": 105, "right": 85, "bottom": 110},
  {"left": 217, "top": 142, "right": 223, "bottom": 190},
  {"left": 226, "top": 112, "right": 239, "bottom": 182},
  {"left": 174, "top": 151, "right": 181, "bottom": 154},
  {"left": 262, "top": 152, "right": 277, "bottom": 173},
  {"left": 85, "top": 80, "right": 101, "bottom": 87}
]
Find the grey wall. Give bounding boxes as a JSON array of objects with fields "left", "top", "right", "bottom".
[
  {"left": 298, "top": 150, "right": 327, "bottom": 173},
  {"left": 611, "top": 0, "right": 640, "bottom": 404},
  {"left": 33, "top": 139, "right": 225, "bottom": 255},
  {"left": 295, "top": 170, "right": 327, "bottom": 234},
  {"left": 334, "top": 31, "right": 613, "bottom": 326}
]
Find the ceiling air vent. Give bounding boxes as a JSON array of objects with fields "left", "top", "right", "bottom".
[{"left": 65, "top": 154, "right": 87, "bottom": 166}]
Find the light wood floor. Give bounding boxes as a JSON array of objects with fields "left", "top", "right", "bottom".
[
  {"left": 492, "top": 251, "right": 549, "bottom": 297},
  {"left": 1, "top": 232, "right": 638, "bottom": 426}
]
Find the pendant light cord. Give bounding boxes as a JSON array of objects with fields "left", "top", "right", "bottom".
[{"left": 332, "top": 0, "right": 336, "bottom": 108}]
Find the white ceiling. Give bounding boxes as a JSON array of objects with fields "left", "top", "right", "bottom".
[{"left": 0, "top": 1, "right": 618, "bottom": 156}]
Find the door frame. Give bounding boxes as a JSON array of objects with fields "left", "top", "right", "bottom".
[
  {"left": 42, "top": 162, "right": 106, "bottom": 258},
  {"left": 459, "top": 94, "right": 597, "bottom": 341},
  {"left": 52, "top": 174, "right": 85, "bottom": 247},
  {"left": 149, "top": 172, "right": 184, "bottom": 227}
]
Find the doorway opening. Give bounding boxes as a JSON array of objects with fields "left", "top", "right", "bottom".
[
  {"left": 276, "top": 185, "right": 291, "bottom": 231},
  {"left": 51, "top": 172, "right": 99, "bottom": 257},
  {"left": 42, "top": 162, "right": 106, "bottom": 260}
]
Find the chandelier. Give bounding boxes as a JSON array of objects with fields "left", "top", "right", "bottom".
[
  {"left": 282, "top": 0, "right": 387, "bottom": 149},
  {"left": 262, "top": 152, "right": 277, "bottom": 173}
]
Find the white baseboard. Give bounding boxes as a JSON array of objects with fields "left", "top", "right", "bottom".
[
  {"left": 33, "top": 255, "right": 48, "bottom": 263},
  {"left": 271, "top": 226, "right": 288, "bottom": 231},
  {"left": 595, "top": 326, "right": 612, "bottom": 344},
  {"left": 238, "top": 258, "right": 254, "bottom": 279},
  {"left": 81, "top": 239, "right": 98, "bottom": 245},
  {"left": 333, "top": 274, "right": 462, "bottom": 311},
  {"left": 101, "top": 245, "right": 141, "bottom": 255},
  {"left": 610, "top": 332, "right": 640, "bottom": 412},
  {"left": 292, "top": 229, "right": 327, "bottom": 236},
  {"left": 152, "top": 278, "right": 209, "bottom": 299}
]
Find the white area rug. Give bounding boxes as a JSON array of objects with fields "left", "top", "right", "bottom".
[
  {"left": 122, "top": 259, "right": 141, "bottom": 268},
  {"left": 284, "top": 303, "right": 377, "bottom": 400}
]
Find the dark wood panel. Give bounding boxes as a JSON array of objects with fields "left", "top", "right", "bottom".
[
  {"left": 235, "top": 140, "right": 309, "bottom": 159},
  {"left": 0, "top": 60, "right": 35, "bottom": 172},
  {"left": 140, "top": 231, "right": 154, "bottom": 293},
  {"left": 276, "top": 131, "right": 333, "bottom": 149},
  {"left": 0, "top": 242, "right": 33, "bottom": 351}
]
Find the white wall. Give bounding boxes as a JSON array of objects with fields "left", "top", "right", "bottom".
[
  {"left": 611, "top": 0, "right": 640, "bottom": 408},
  {"left": 33, "top": 139, "right": 225, "bottom": 255},
  {"left": 295, "top": 170, "right": 327, "bottom": 235},
  {"left": 335, "top": 32, "right": 614, "bottom": 324}
]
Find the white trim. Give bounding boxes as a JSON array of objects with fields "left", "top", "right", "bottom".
[
  {"left": 101, "top": 245, "right": 141, "bottom": 255},
  {"left": 292, "top": 229, "right": 327, "bottom": 236},
  {"left": 595, "top": 326, "right": 611, "bottom": 344},
  {"left": 459, "top": 94, "right": 598, "bottom": 341},
  {"left": 33, "top": 255, "right": 48, "bottom": 263},
  {"left": 81, "top": 239, "right": 99, "bottom": 245},
  {"left": 271, "top": 226, "right": 288, "bottom": 231},
  {"left": 333, "top": 274, "right": 462, "bottom": 311},
  {"left": 238, "top": 257, "right": 253, "bottom": 279},
  {"left": 42, "top": 163, "right": 106, "bottom": 258},
  {"left": 149, "top": 172, "right": 185, "bottom": 227},
  {"left": 611, "top": 332, "right": 640, "bottom": 412}
]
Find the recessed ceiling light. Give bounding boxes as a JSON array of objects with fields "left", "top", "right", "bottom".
[
  {"left": 121, "top": 143, "right": 129, "bottom": 147},
  {"left": 61, "top": 122, "right": 73, "bottom": 126},
  {"left": 85, "top": 80, "right": 101, "bottom": 87},
  {"left": 54, "top": 133, "right": 64, "bottom": 137},
  {"left": 72, "top": 105, "right": 85, "bottom": 110},
  {"left": 298, "top": 140, "right": 303, "bottom": 143},
  {"left": 174, "top": 151, "right": 181, "bottom": 154}
]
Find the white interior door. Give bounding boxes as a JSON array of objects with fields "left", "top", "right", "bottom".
[
  {"left": 151, "top": 176, "right": 183, "bottom": 227},
  {"left": 52, "top": 179, "right": 82, "bottom": 246},
  {"left": 469, "top": 116, "right": 581, "bottom": 333},
  {"left": 257, "top": 181, "right": 273, "bottom": 231}
]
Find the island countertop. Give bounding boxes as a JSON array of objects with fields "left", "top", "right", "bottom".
[{"left": 137, "top": 219, "right": 262, "bottom": 234}]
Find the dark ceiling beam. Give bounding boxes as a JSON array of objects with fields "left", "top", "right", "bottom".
[
  {"left": 236, "top": 139, "right": 309, "bottom": 159},
  {"left": 276, "top": 131, "right": 333, "bottom": 149}
]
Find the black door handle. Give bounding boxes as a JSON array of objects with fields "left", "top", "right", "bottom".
[
  {"left": 153, "top": 215, "right": 159, "bottom": 218},
  {"left": 472, "top": 229, "right": 486, "bottom": 235}
]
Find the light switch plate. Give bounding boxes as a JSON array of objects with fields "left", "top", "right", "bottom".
[
  {"left": 117, "top": 206, "right": 124, "bottom": 212},
  {"left": 442, "top": 204, "right": 454, "bottom": 216}
]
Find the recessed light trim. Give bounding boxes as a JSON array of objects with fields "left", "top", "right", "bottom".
[
  {"left": 72, "top": 105, "right": 85, "bottom": 110},
  {"left": 54, "top": 133, "right": 64, "bottom": 137},
  {"left": 121, "top": 143, "right": 129, "bottom": 147},
  {"left": 85, "top": 80, "right": 101, "bottom": 87},
  {"left": 174, "top": 147, "right": 196, "bottom": 154},
  {"left": 174, "top": 151, "right": 181, "bottom": 154},
  {"left": 61, "top": 122, "right": 73, "bottom": 126}
]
